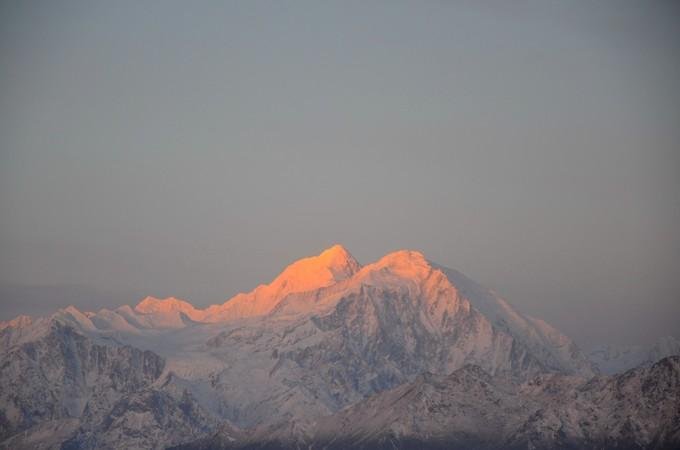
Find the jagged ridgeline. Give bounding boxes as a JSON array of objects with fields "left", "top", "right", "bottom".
[{"left": 1, "top": 246, "right": 678, "bottom": 449}]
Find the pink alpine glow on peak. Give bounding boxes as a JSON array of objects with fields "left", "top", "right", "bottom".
[
  {"left": 0, "top": 314, "right": 33, "bottom": 330},
  {"left": 134, "top": 296, "right": 209, "bottom": 323},
  {"left": 203, "top": 244, "right": 361, "bottom": 320},
  {"left": 131, "top": 246, "right": 449, "bottom": 323},
  {"left": 267, "top": 244, "right": 361, "bottom": 294},
  {"left": 366, "top": 249, "right": 431, "bottom": 275},
  {"left": 135, "top": 296, "right": 198, "bottom": 315}
]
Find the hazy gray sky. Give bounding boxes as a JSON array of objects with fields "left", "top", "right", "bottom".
[{"left": 1, "top": 0, "right": 679, "bottom": 347}]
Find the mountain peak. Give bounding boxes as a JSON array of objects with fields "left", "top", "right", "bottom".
[
  {"left": 378, "top": 249, "right": 428, "bottom": 265},
  {"left": 367, "top": 249, "right": 432, "bottom": 278},
  {"left": 267, "top": 244, "right": 361, "bottom": 296},
  {"left": 316, "top": 244, "right": 359, "bottom": 273},
  {"left": 204, "top": 245, "right": 362, "bottom": 320},
  {"left": 0, "top": 314, "right": 32, "bottom": 330},
  {"left": 135, "top": 296, "right": 198, "bottom": 315},
  {"left": 348, "top": 249, "right": 444, "bottom": 296},
  {"left": 318, "top": 243, "right": 351, "bottom": 261}
]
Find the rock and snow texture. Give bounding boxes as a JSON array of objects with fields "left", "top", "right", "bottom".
[
  {"left": 202, "top": 244, "right": 361, "bottom": 321},
  {"left": 184, "top": 356, "right": 680, "bottom": 450},
  {"left": 0, "top": 317, "right": 218, "bottom": 450},
  {"left": 0, "top": 308, "right": 227, "bottom": 450},
  {"left": 588, "top": 336, "right": 680, "bottom": 374},
  {"left": 1, "top": 244, "right": 671, "bottom": 449}
]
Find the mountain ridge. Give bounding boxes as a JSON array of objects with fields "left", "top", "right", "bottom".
[
  {"left": 4, "top": 245, "right": 676, "bottom": 449},
  {"left": 175, "top": 356, "right": 680, "bottom": 450}
]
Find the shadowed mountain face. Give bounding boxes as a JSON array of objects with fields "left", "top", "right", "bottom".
[
  {"left": 0, "top": 246, "right": 676, "bottom": 449},
  {"left": 178, "top": 357, "right": 680, "bottom": 450},
  {"left": 588, "top": 336, "right": 680, "bottom": 374}
]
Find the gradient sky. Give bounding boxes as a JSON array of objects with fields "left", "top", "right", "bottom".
[{"left": 1, "top": 0, "right": 679, "bottom": 347}]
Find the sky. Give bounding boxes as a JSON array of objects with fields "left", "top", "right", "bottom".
[{"left": 1, "top": 0, "right": 679, "bottom": 347}]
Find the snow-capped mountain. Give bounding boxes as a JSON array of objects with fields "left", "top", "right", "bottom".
[
  {"left": 588, "top": 336, "right": 680, "bottom": 375},
  {"left": 0, "top": 313, "right": 220, "bottom": 450},
  {"left": 2, "top": 245, "right": 672, "bottom": 449}
]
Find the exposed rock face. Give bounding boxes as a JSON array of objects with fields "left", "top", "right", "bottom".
[
  {"left": 0, "top": 322, "right": 164, "bottom": 439},
  {"left": 61, "top": 389, "right": 219, "bottom": 450},
  {"left": 0, "top": 320, "right": 217, "bottom": 449},
  {"left": 5, "top": 245, "right": 673, "bottom": 449},
  {"left": 190, "top": 248, "right": 593, "bottom": 429},
  {"left": 182, "top": 356, "right": 680, "bottom": 450}
]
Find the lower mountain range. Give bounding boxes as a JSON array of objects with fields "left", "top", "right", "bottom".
[{"left": 1, "top": 245, "right": 678, "bottom": 449}]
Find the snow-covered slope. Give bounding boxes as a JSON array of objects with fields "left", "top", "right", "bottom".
[
  {"left": 437, "top": 265, "right": 591, "bottom": 376},
  {"left": 588, "top": 336, "right": 680, "bottom": 374},
  {"left": 160, "top": 247, "right": 593, "bottom": 430},
  {"left": 204, "top": 244, "right": 361, "bottom": 321},
  {"left": 5, "top": 246, "right": 593, "bottom": 378},
  {"left": 315, "top": 355, "right": 680, "bottom": 450},
  {"left": 184, "top": 356, "right": 680, "bottom": 450},
  {"left": 0, "top": 245, "right": 619, "bottom": 449},
  {"left": 0, "top": 316, "right": 218, "bottom": 449}
]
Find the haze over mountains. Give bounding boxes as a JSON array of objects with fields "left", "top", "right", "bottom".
[{"left": 1, "top": 245, "right": 678, "bottom": 449}]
